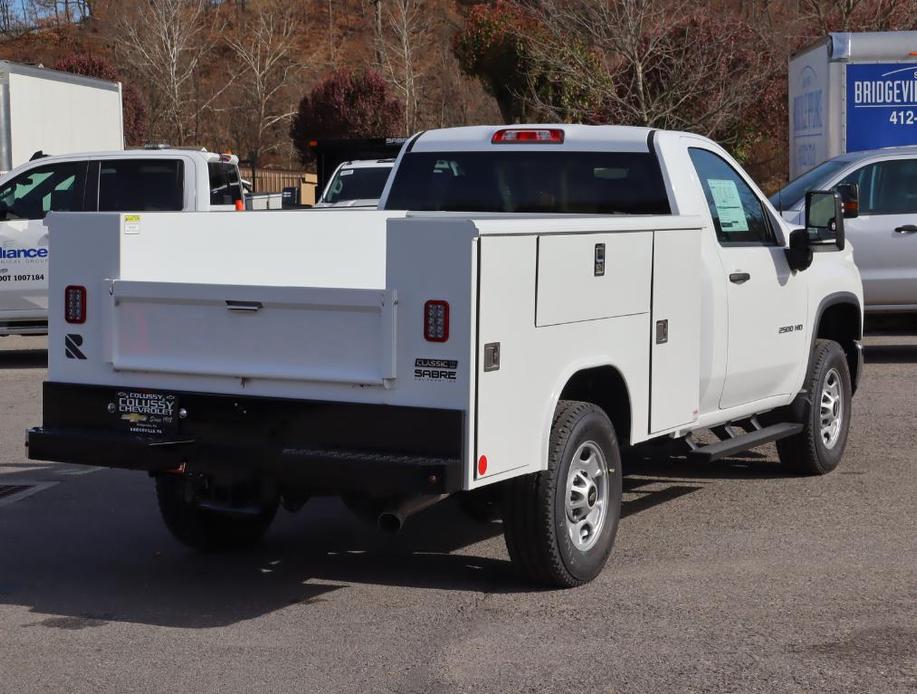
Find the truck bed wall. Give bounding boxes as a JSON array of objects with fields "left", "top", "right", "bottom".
[{"left": 46, "top": 209, "right": 471, "bottom": 411}]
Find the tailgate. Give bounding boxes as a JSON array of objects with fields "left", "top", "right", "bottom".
[{"left": 106, "top": 280, "right": 397, "bottom": 386}]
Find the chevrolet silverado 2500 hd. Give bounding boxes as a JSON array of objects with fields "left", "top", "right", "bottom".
[{"left": 27, "top": 125, "right": 863, "bottom": 588}]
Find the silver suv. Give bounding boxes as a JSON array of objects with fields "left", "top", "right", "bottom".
[{"left": 772, "top": 146, "right": 917, "bottom": 315}]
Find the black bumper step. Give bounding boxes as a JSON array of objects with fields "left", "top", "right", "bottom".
[{"left": 689, "top": 422, "right": 803, "bottom": 462}]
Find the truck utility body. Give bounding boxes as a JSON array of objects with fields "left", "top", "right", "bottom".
[{"left": 28, "top": 125, "right": 864, "bottom": 587}]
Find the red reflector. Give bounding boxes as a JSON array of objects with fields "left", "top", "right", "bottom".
[
  {"left": 64, "top": 285, "right": 86, "bottom": 324},
  {"left": 492, "top": 128, "right": 564, "bottom": 144},
  {"left": 478, "top": 455, "right": 488, "bottom": 476},
  {"left": 424, "top": 300, "right": 449, "bottom": 342},
  {"left": 234, "top": 199, "right": 245, "bottom": 211}
]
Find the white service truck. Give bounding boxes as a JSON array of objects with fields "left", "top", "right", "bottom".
[
  {"left": 27, "top": 125, "right": 864, "bottom": 588},
  {"left": 0, "top": 61, "right": 123, "bottom": 173},
  {"left": 789, "top": 31, "right": 917, "bottom": 179}
]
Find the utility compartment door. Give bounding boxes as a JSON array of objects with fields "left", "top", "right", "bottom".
[
  {"left": 650, "top": 229, "right": 701, "bottom": 433},
  {"left": 107, "top": 280, "right": 397, "bottom": 386},
  {"left": 537, "top": 233, "right": 652, "bottom": 326}
]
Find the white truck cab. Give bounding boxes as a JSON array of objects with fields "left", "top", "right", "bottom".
[
  {"left": 0, "top": 148, "right": 242, "bottom": 335},
  {"left": 27, "top": 125, "right": 863, "bottom": 587},
  {"left": 314, "top": 158, "right": 395, "bottom": 208}
]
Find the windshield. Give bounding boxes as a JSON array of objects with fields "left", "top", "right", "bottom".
[
  {"left": 770, "top": 159, "right": 849, "bottom": 211},
  {"left": 384, "top": 151, "right": 670, "bottom": 214},
  {"left": 323, "top": 166, "right": 392, "bottom": 204}
]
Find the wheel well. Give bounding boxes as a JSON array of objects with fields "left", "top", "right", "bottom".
[
  {"left": 559, "top": 366, "right": 632, "bottom": 445},
  {"left": 817, "top": 302, "right": 862, "bottom": 390}
]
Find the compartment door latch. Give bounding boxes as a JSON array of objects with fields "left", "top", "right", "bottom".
[{"left": 483, "top": 342, "right": 501, "bottom": 372}]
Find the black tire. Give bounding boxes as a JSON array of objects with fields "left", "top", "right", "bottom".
[
  {"left": 777, "top": 339, "right": 852, "bottom": 475},
  {"left": 503, "top": 400, "right": 622, "bottom": 588},
  {"left": 155, "top": 476, "right": 278, "bottom": 551}
]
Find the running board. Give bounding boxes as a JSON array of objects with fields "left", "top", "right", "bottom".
[{"left": 688, "top": 423, "right": 803, "bottom": 462}]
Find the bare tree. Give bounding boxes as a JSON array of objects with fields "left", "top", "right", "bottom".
[
  {"left": 372, "top": 0, "right": 434, "bottom": 134},
  {"left": 113, "top": 0, "right": 229, "bottom": 145},
  {"left": 523, "top": 0, "right": 775, "bottom": 146},
  {"left": 798, "top": 0, "right": 917, "bottom": 33},
  {"left": 225, "top": 0, "right": 302, "bottom": 179}
]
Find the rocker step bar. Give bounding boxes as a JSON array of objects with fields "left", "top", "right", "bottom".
[{"left": 688, "top": 422, "right": 803, "bottom": 462}]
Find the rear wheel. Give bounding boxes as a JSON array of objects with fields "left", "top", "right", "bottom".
[
  {"left": 155, "top": 476, "right": 278, "bottom": 551},
  {"left": 503, "top": 400, "right": 622, "bottom": 588},
  {"left": 777, "top": 339, "right": 852, "bottom": 475}
]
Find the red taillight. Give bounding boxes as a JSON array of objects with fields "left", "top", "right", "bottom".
[
  {"left": 65, "top": 285, "right": 86, "bottom": 324},
  {"left": 424, "top": 300, "right": 449, "bottom": 342},
  {"left": 234, "top": 199, "right": 245, "bottom": 211},
  {"left": 492, "top": 128, "right": 565, "bottom": 144}
]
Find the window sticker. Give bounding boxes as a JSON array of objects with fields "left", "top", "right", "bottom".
[{"left": 707, "top": 179, "right": 749, "bottom": 233}]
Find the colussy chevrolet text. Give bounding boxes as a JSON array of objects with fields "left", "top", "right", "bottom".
[{"left": 27, "top": 125, "right": 863, "bottom": 588}]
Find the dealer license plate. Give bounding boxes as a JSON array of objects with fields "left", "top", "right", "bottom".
[{"left": 113, "top": 390, "right": 179, "bottom": 436}]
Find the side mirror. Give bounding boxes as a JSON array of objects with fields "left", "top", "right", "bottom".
[
  {"left": 805, "top": 190, "right": 845, "bottom": 250},
  {"left": 835, "top": 182, "right": 859, "bottom": 219},
  {"left": 786, "top": 228, "right": 813, "bottom": 272}
]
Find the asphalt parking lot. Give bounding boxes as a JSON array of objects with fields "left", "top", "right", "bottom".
[{"left": 0, "top": 334, "right": 915, "bottom": 693}]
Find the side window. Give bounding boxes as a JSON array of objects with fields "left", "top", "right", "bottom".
[
  {"left": 99, "top": 159, "right": 183, "bottom": 212},
  {"left": 208, "top": 162, "right": 242, "bottom": 206},
  {"left": 688, "top": 148, "right": 775, "bottom": 245},
  {"left": 0, "top": 162, "right": 86, "bottom": 221},
  {"left": 838, "top": 159, "right": 917, "bottom": 215}
]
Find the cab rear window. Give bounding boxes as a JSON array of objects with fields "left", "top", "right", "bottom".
[
  {"left": 384, "top": 151, "right": 671, "bottom": 214},
  {"left": 99, "top": 159, "right": 183, "bottom": 211}
]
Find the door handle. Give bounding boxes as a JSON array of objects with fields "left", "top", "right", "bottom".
[
  {"left": 894, "top": 225, "right": 917, "bottom": 234},
  {"left": 225, "top": 300, "right": 263, "bottom": 312},
  {"left": 729, "top": 272, "right": 751, "bottom": 284}
]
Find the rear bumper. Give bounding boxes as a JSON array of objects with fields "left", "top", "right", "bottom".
[{"left": 28, "top": 382, "right": 465, "bottom": 496}]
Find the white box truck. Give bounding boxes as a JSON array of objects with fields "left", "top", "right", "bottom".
[
  {"left": 27, "top": 125, "right": 863, "bottom": 588},
  {"left": 0, "top": 61, "right": 124, "bottom": 173},
  {"left": 789, "top": 31, "right": 917, "bottom": 179}
]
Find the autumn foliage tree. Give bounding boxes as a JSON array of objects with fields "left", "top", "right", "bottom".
[
  {"left": 53, "top": 52, "right": 147, "bottom": 145},
  {"left": 289, "top": 68, "right": 404, "bottom": 164}
]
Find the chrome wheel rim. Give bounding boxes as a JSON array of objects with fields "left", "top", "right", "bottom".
[
  {"left": 820, "top": 368, "right": 843, "bottom": 450},
  {"left": 565, "top": 441, "right": 608, "bottom": 552}
]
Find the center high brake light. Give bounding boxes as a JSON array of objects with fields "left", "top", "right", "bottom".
[{"left": 492, "top": 128, "right": 565, "bottom": 144}]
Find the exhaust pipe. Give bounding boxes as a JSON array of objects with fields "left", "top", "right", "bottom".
[{"left": 377, "top": 493, "right": 450, "bottom": 533}]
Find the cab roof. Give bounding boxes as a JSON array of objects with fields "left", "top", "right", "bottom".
[{"left": 411, "top": 124, "right": 655, "bottom": 153}]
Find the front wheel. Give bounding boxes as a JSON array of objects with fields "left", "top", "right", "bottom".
[
  {"left": 503, "top": 400, "right": 622, "bottom": 588},
  {"left": 777, "top": 339, "right": 852, "bottom": 475}
]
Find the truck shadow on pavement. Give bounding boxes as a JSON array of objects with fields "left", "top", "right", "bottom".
[
  {"left": 863, "top": 344, "right": 917, "bottom": 364},
  {"left": 0, "top": 348, "right": 47, "bottom": 369},
  {"left": 0, "top": 458, "right": 744, "bottom": 628}
]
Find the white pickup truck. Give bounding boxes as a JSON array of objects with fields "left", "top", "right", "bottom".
[
  {"left": 27, "top": 125, "right": 863, "bottom": 588},
  {"left": 0, "top": 148, "right": 242, "bottom": 336}
]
